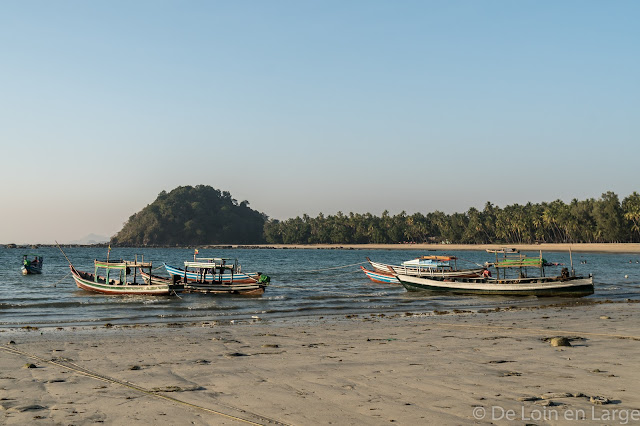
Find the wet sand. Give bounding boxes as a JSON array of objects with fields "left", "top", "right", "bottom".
[{"left": 1, "top": 302, "right": 639, "bottom": 425}]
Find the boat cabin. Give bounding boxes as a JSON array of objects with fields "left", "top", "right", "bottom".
[
  {"left": 183, "top": 257, "right": 241, "bottom": 283},
  {"left": 402, "top": 255, "right": 458, "bottom": 269},
  {"left": 93, "top": 255, "right": 152, "bottom": 285},
  {"left": 486, "top": 249, "right": 546, "bottom": 280}
]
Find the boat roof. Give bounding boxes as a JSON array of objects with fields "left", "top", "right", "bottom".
[
  {"left": 193, "top": 257, "right": 237, "bottom": 262},
  {"left": 486, "top": 248, "right": 520, "bottom": 254},
  {"left": 494, "top": 257, "right": 544, "bottom": 268},
  {"left": 418, "top": 255, "right": 457, "bottom": 261},
  {"left": 94, "top": 259, "right": 153, "bottom": 269},
  {"left": 184, "top": 260, "right": 235, "bottom": 269}
]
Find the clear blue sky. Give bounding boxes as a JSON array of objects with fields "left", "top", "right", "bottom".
[{"left": 1, "top": 1, "right": 638, "bottom": 244}]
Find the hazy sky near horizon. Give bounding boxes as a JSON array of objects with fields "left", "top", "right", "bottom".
[{"left": 1, "top": 1, "right": 638, "bottom": 244}]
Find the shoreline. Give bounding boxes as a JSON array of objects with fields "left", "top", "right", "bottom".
[
  {"left": 11, "top": 242, "right": 640, "bottom": 254},
  {"left": 231, "top": 242, "right": 640, "bottom": 254},
  {"left": 1, "top": 302, "right": 639, "bottom": 424}
]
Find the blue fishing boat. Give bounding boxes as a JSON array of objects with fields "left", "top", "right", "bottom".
[
  {"left": 161, "top": 254, "right": 268, "bottom": 294},
  {"left": 164, "top": 256, "right": 259, "bottom": 284},
  {"left": 21, "top": 254, "right": 43, "bottom": 275}
]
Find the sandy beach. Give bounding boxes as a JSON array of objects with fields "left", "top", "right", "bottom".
[
  {"left": 2, "top": 301, "right": 639, "bottom": 425},
  {"left": 233, "top": 243, "right": 640, "bottom": 254}
]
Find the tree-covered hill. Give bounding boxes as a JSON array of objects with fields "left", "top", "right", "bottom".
[{"left": 111, "top": 185, "right": 267, "bottom": 246}]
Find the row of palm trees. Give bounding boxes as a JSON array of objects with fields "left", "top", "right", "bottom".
[{"left": 263, "top": 191, "right": 640, "bottom": 244}]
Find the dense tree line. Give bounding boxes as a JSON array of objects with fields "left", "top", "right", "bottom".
[
  {"left": 264, "top": 191, "right": 640, "bottom": 245},
  {"left": 111, "top": 185, "right": 267, "bottom": 246}
]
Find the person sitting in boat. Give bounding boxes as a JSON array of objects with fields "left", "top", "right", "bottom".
[
  {"left": 482, "top": 269, "right": 491, "bottom": 278},
  {"left": 561, "top": 267, "right": 570, "bottom": 279}
]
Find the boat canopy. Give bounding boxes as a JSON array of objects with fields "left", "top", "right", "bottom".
[
  {"left": 93, "top": 257, "right": 151, "bottom": 285},
  {"left": 494, "top": 257, "right": 545, "bottom": 268},
  {"left": 184, "top": 257, "right": 238, "bottom": 270},
  {"left": 94, "top": 259, "right": 152, "bottom": 269},
  {"left": 486, "top": 248, "right": 520, "bottom": 254},
  {"left": 418, "top": 255, "right": 457, "bottom": 261},
  {"left": 402, "top": 257, "right": 452, "bottom": 267}
]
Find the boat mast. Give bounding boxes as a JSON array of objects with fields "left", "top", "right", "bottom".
[
  {"left": 540, "top": 250, "right": 544, "bottom": 277},
  {"left": 569, "top": 246, "right": 574, "bottom": 276}
]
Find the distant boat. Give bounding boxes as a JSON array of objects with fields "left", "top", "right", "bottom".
[
  {"left": 22, "top": 254, "right": 43, "bottom": 275},
  {"left": 69, "top": 256, "right": 180, "bottom": 296},
  {"left": 397, "top": 249, "right": 594, "bottom": 296}
]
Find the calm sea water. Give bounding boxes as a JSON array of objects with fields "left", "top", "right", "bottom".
[{"left": 1, "top": 247, "right": 639, "bottom": 328}]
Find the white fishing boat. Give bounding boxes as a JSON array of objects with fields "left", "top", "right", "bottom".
[{"left": 397, "top": 249, "right": 594, "bottom": 296}]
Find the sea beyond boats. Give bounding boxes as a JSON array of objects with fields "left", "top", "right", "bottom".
[{"left": 1, "top": 246, "right": 639, "bottom": 328}]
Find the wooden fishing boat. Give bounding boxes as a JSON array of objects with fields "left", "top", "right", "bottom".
[
  {"left": 21, "top": 254, "right": 43, "bottom": 275},
  {"left": 69, "top": 256, "right": 180, "bottom": 296},
  {"left": 367, "top": 258, "right": 396, "bottom": 274},
  {"left": 164, "top": 256, "right": 259, "bottom": 284},
  {"left": 139, "top": 268, "right": 267, "bottom": 295},
  {"left": 360, "top": 266, "right": 400, "bottom": 284},
  {"left": 363, "top": 256, "right": 483, "bottom": 284},
  {"left": 397, "top": 249, "right": 594, "bottom": 296}
]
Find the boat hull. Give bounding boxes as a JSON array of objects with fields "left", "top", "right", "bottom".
[
  {"left": 164, "top": 264, "right": 258, "bottom": 284},
  {"left": 397, "top": 274, "right": 594, "bottom": 297},
  {"left": 367, "top": 259, "right": 395, "bottom": 274},
  {"left": 21, "top": 265, "right": 42, "bottom": 275},
  {"left": 70, "top": 267, "right": 173, "bottom": 296},
  {"left": 182, "top": 282, "right": 265, "bottom": 295},
  {"left": 367, "top": 258, "right": 483, "bottom": 278},
  {"left": 360, "top": 266, "right": 400, "bottom": 284},
  {"left": 391, "top": 266, "right": 484, "bottom": 278},
  {"left": 140, "top": 269, "right": 264, "bottom": 295}
]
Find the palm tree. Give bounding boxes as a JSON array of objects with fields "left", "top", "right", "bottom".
[{"left": 622, "top": 192, "right": 640, "bottom": 242}]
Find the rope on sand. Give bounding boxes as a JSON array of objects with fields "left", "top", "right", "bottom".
[{"left": 1, "top": 344, "right": 290, "bottom": 426}]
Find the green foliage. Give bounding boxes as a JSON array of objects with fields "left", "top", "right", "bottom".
[
  {"left": 263, "top": 191, "right": 639, "bottom": 245},
  {"left": 111, "top": 185, "right": 266, "bottom": 246},
  {"left": 112, "top": 188, "right": 640, "bottom": 246}
]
